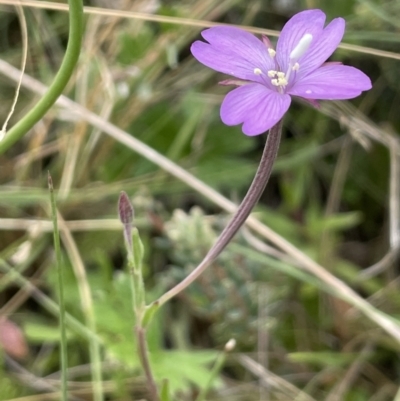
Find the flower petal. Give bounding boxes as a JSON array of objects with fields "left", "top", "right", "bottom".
[
  {"left": 296, "top": 17, "right": 345, "bottom": 78},
  {"left": 191, "top": 26, "right": 275, "bottom": 83},
  {"left": 220, "top": 84, "right": 291, "bottom": 136},
  {"left": 276, "top": 9, "right": 326, "bottom": 72},
  {"left": 288, "top": 65, "right": 372, "bottom": 99}
]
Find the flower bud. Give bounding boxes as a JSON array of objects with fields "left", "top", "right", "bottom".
[{"left": 118, "top": 191, "right": 134, "bottom": 226}]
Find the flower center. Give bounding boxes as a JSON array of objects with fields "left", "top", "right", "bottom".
[
  {"left": 254, "top": 33, "right": 313, "bottom": 92},
  {"left": 267, "top": 70, "right": 288, "bottom": 87}
]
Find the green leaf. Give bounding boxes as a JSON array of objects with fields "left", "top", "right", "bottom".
[{"left": 150, "top": 350, "right": 220, "bottom": 394}]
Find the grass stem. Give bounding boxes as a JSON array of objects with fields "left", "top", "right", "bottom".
[
  {"left": 0, "top": 0, "right": 84, "bottom": 153},
  {"left": 48, "top": 173, "right": 68, "bottom": 401}
]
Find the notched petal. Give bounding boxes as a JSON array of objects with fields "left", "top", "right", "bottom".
[
  {"left": 276, "top": 9, "right": 326, "bottom": 71},
  {"left": 297, "top": 17, "right": 345, "bottom": 77}
]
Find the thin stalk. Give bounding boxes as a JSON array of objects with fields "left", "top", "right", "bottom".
[
  {"left": 129, "top": 251, "right": 159, "bottom": 401},
  {"left": 195, "top": 352, "right": 226, "bottom": 401},
  {"left": 119, "top": 193, "right": 159, "bottom": 401},
  {"left": 48, "top": 173, "right": 68, "bottom": 401},
  {"left": 0, "top": 0, "right": 84, "bottom": 153},
  {"left": 155, "top": 120, "right": 283, "bottom": 307},
  {"left": 195, "top": 340, "right": 235, "bottom": 401},
  {"left": 136, "top": 326, "right": 161, "bottom": 401}
]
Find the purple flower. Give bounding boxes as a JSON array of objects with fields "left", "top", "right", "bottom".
[{"left": 191, "top": 9, "right": 372, "bottom": 136}]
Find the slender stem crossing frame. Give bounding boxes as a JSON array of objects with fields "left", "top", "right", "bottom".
[{"left": 154, "top": 120, "right": 283, "bottom": 307}]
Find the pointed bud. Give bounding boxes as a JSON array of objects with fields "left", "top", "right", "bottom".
[
  {"left": 118, "top": 191, "right": 134, "bottom": 226},
  {"left": 118, "top": 191, "right": 134, "bottom": 255},
  {"left": 289, "top": 33, "right": 313, "bottom": 61}
]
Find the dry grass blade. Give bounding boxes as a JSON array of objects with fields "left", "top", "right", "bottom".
[
  {"left": 0, "top": 1, "right": 28, "bottom": 140},
  {"left": 0, "top": 218, "right": 123, "bottom": 232},
  {"left": 324, "top": 343, "right": 373, "bottom": 401},
  {"left": 238, "top": 354, "right": 317, "bottom": 401},
  {"left": 0, "top": 0, "right": 399, "bottom": 60}
]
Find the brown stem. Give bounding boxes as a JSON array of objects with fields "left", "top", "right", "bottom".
[
  {"left": 136, "top": 325, "right": 160, "bottom": 401},
  {"left": 155, "top": 119, "right": 284, "bottom": 307}
]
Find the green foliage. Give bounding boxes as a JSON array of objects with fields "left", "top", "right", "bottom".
[{"left": 151, "top": 351, "right": 220, "bottom": 393}]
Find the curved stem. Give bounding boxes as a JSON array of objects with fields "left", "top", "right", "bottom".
[
  {"left": 0, "top": 0, "right": 84, "bottom": 153},
  {"left": 155, "top": 120, "right": 283, "bottom": 307}
]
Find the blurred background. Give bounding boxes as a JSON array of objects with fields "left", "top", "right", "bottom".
[{"left": 0, "top": 0, "right": 399, "bottom": 399}]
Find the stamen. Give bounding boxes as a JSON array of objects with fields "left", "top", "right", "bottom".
[
  {"left": 278, "top": 77, "right": 288, "bottom": 86},
  {"left": 271, "top": 77, "right": 288, "bottom": 87},
  {"left": 292, "top": 62, "right": 300, "bottom": 71},
  {"left": 268, "top": 69, "right": 288, "bottom": 88},
  {"left": 289, "top": 33, "right": 313, "bottom": 61},
  {"left": 254, "top": 68, "right": 263, "bottom": 75},
  {"left": 268, "top": 48, "right": 276, "bottom": 58}
]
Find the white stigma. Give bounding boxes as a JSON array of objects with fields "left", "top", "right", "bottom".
[
  {"left": 254, "top": 68, "right": 262, "bottom": 75},
  {"left": 289, "top": 33, "right": 313, "bottom": 61}
]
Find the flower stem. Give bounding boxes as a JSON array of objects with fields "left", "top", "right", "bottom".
[
  {"left": 136, "top": 326, "right": 161, "bottom": 401},
  {"left": 195, "top": 339, "right": 236, "bottom": 401},
  {"left": 119, "top": 194, "right": 160, "bottom": 401},
  {"left": 0, "top": 0, "right": 84, "bottom": 153},
  {"left": 155, "top": 120, "right": 283, "bottom": 307}
]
